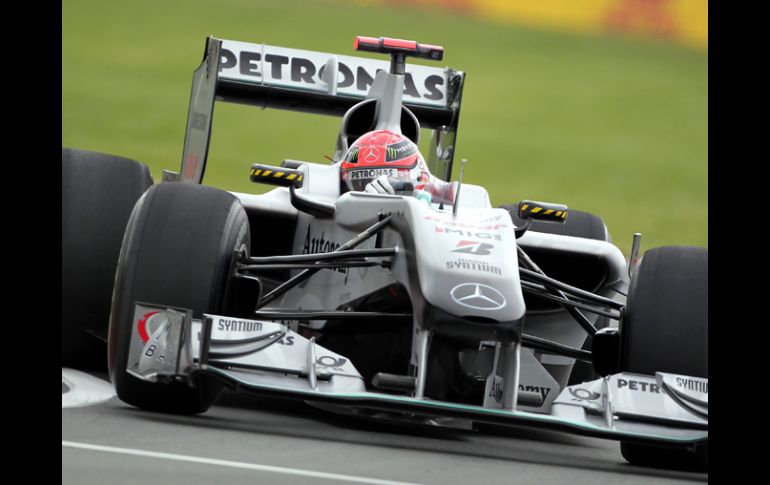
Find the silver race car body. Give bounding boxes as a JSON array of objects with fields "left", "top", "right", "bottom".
[{"left": 121, "top": 35, "right": 707, "bottom": 453}]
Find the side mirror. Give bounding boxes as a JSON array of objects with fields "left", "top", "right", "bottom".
[
  {"left": 518, "top": 200, "right": 568, "bottom": 223},
  {"left": 250, "top": 164, "right": 304, "bottom": 188}
]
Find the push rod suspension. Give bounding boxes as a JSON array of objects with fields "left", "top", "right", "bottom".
[
  {"left": 241, "top": 248, "right": 397, "bottom": 266},
  {"left": 517, "top": 246, "right": 598, "bottom": 335},
  {"left": 518, "top": 267, "right": 624, "bottom": 310},
  {"left": 521, "top": 334, "right": 593, "bottom": 363},
  {"left": 258, "top": 216, "right": 393, "bottom": 308},
  {"left": 521, "top": 282, "right": 621, "bottom": 320}
]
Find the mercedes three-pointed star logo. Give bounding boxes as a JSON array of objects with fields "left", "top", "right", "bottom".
[
  {"left": 364, "top": 147, "right": 379, "bottom": 162},
  {"left": 450, "top": 283, "right": 506, "bottom": 310}
]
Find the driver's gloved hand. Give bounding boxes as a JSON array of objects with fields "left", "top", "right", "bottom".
[{"left": 364, "top": 175, "right": 395, "bottom": 195}]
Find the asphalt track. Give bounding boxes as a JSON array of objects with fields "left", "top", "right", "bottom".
[{"left": 62, "top": 369, "right": 707, "bottom": 484}]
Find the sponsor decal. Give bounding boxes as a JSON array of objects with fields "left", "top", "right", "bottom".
[
  {"left": 487, "top": 382, "right": 551, "bottom": 403},
  {"left": 446, "top": 258, "right": 502, "bottom": 275},
  {"left": 450, "top": 283, "right": 506, "bottom": 310},
  {"left": 451, "top": 240, "right": 495, "bottom": 255},
  {"left": 617, "top": 378, "right": 660, "bottom": 393},
  {"left": 424, "top": 214, "right": 509, "bottom": 230},
  {"left": 277, "top": 335, "right": 295, "bottom": 346},
  {"left": 392, "top": 139, "right": 415, "bottom": 153},
  {"left": 488, "top": 376, "right": 503, "bottom": 400},
  {"left": 364, "top": 147, "right": 379, "bottom": 162},
  {"left": 216, "top": 318, "right": 263, "bottom": 333},
  {"left": 316, "top": 356, "right": 348, "bottom": 368},
  {"left": 219, "top": 45, "right": 446, "bottom": 103},
  {"left": 385, "top": 139, "right": 416, "bottom": 161},
  {"left": 675, "top": 377, "right": 708, "bottom": 394},
  {"left": 346, "top": 146, "right": 359, "bottom": 163},
  {"left": 436, "top": 227, "right": 502, "bottom": 241},
  {"left": 521, "top": 385, "right": 551, "bottom": 402},
  {"left": 137, "top": 311, "right": 162, "bottom": 344},
  {"left": 303, "top": 226, "right": 347, "bottom": 275},
  {"left": 303, "top": 227, "right": 341, "bottom": 254},
  {"left": 568, "top": 387, "right": 601, "bottom": 401},
  {"left": 348, "top": 168, "right": 397, "bottom": 180}
]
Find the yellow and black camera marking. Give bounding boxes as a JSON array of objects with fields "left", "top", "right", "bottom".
[
  {"left": 250, "top": 164, "right": 304, "bottom": 188},
  {"left": 518, "top": 200, "right": 568, "bottom": 223}
]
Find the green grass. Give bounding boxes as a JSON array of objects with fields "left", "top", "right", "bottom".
[{"left": 62, "top": 0, "right": 707, "bottom": 253}]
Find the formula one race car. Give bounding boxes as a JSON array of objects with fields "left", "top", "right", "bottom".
[{"left": 61, "top": 36, "right": 708, "bottom": 471}]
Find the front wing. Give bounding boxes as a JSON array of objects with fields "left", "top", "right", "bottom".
[{"left": 127, "top": 303, "right": 707, "bottom": 447}]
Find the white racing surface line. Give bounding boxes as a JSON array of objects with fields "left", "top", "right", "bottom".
[
  {"left": 61, "top": 441, "right": 422, "bottom": 485},
  {"left": 62, "top": 368, "right": 116, "bottom": 408}
]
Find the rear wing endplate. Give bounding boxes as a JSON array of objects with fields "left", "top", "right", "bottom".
[{"left": 178, "top": 37, "right": 466, "bottom": 184}]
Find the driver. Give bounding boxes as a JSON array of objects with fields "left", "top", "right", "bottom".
[{"left": 339, "top": 130, "right": 456, "bottom": 205}]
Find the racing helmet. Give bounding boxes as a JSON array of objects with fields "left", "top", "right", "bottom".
[{"left": 340, "top": 130, "right": 430, "bottom": 193}]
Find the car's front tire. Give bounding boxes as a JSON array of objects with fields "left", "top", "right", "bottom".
[
  {"left": 619, "top": 246, "right": 708, "bottom": 471},
  {"left": 108, "top": 183, "right": 250, "bottom": 414}
]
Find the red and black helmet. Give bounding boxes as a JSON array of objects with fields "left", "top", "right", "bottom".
[{"left": 340, "top": 130, "right": 429, "bottom": 193}]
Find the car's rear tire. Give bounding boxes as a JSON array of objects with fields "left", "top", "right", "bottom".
[
  {"left": 62, "top": 148, "right": 153, "bottom": 369},
  {"left": 619, "top": 246, "right": 708, "bottom": 471},
  {"left": 108, "top": 183, "right": 250, "bottom": 414}
]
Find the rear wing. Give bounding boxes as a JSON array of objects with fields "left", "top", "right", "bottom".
[{"left": 175, "top": 37, "right": 466, "bottom": 184}]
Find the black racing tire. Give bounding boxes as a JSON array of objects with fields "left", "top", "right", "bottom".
[
  {"left": 619, "top": 246, "right": 708, "bottom": 472},
  {"left": 501, "top": 204, "right": 611, "bottom": 385},
  {"left": 566, "top": 335, "right": 603, "bottom": 387},
  {"left": 108, "top": 182, "right": 250, "bottom": 414},
  {"left": 62, "top": 148, "right": 153, "bottom": 370}
]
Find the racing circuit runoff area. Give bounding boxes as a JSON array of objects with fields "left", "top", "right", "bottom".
[{"left": 63, "top": 369, "right": 706, "bottom": 485}]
